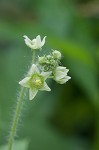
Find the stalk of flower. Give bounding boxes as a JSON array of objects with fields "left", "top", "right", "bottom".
[{"left": 8, "top": 35, "right": 47, "bottom": 150}]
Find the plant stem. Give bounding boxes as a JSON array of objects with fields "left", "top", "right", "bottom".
[
  {"left": 8, "top": 87, "right": 25, "bottom": 150},
  {"left": 32, "top": 50, "right": 35, "bottom": 64},
  {"left": 8, "top": 50, "right": 36, "bottom": 150}
]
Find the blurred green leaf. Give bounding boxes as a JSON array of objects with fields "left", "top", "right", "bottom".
[
  {"left": 49, "top": 37, "right": 98, "bottom": 101},
  {"left": 49, "top": 37, "right": 96, "bottom": 67}
]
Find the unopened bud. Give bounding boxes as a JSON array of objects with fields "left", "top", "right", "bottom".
[
  {"left": 52, "top": 50, "right": 61, "bottom": 60},
  {"left": 38, "top": 56, "right": 46, "bottom": 64}
]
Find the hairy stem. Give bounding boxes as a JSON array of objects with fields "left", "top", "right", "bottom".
[
  {"left": 8, "top": 87, "right": 25, "bottom": 150},
  {"left": 32, "top": 50, "right": 35, "bottom": 64},
  {"left": 8, "top": 51, "right": 36, "bottom": 150}
]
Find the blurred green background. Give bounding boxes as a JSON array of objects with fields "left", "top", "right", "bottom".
[{"left": 0, "top": 0, "right": 99, "bottom": 150}]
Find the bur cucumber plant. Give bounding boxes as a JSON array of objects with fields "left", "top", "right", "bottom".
[{"left": 8, "top": 35, "right": 71, "bottom": 150}]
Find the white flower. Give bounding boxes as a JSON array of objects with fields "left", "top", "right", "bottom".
[
  {"left": 19, "top": 64, "right": 51, "bottom": 100},
  {"left": 54, "top": 66, "right": 71, "bottom": 84},
  {"left": 23, "top": 35, "right": 46, "bottom": 50}
]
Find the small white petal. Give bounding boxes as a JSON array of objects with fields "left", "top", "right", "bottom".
[
  {"left": 19, "top": 77, "right": 30, "bottom": 87},
  {"left": 56, "top": 66, "right": 66, "bottom": 70},
  {"left": 40, "top": 82, "right": 51, "bottom": 91},
  {"left": 41, "top": 71, "right": 52, "bottom": 79},
  {"left": 31, "top": 39, "right": 38, "bottom": 49},
  {"left": 64, "top": 69, "right": 69, "bottom": 74},
  {"left": 58, "top": 76, "right": 71, "bottom": 84},
  {"left": 55, "top": 67, "right": 69, "bottom": 76},
  {"left": 55, "top": 71, "right": 67, "bottom": 80},
  {"left": 23, "top": 35, "right": 31, "bottom": 43},
  {"left": 28, "top": 64, "right": 40, "bottom": 75},
  {"left": 36, "top": 35, "right": 42, "bottom": 48},
  {"left": 41, "top": 36, "right": 46, "bottom": 47},
  {"left": 56, "top": 66, "right": 68, "bottom": 72},
  {"left": 29, "top": 88, "right": 38, "bottom": 100},
  {"left": 24, "top": 39, "right": 32, "bottom": 48}
]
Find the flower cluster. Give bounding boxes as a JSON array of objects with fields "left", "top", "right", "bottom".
[
  {"left": 38, "top": 50, "right": 61, "bottom": 71},
  {"left": 19, "top": 35, "right": 71, "bottom": 100}
]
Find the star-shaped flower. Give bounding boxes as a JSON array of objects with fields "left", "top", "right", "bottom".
[
  {"left": 53, "top": 66, "right": 71, "bottom": 84},
  {"left": 19, "top": 64, "right": 51, "bottom": 100},
  {"left": 23, "top": 35, "right": 46, "bottom": 50}
]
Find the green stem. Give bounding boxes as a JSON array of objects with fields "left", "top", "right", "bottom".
[
  {"left": 8, "top": 50, "right": 36, "bottom": 150},
  {"left": 8, "top": 87, "right": 25, "bottom": 150},
  {"left": 32, "top": 50, "right": 35, "bottom": 64}
]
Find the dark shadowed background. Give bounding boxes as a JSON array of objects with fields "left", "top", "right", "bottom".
[{"left": 0, "top": 0, "right": 99, "bottom": 150}]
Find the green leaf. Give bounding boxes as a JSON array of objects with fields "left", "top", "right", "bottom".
[
  {"left": 49, "top": 37, "right": 96, "bottom": 68},
  {"left": 49, "top": 37, "right": 98, "bottom": 101}
]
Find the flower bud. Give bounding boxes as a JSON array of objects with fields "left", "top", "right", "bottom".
[
  {"left": 47, "top": 55, "right": 51, "bottom": 59},
  {"left": 52, "top": 50, "right": 61, "bottom": 60},
  {"left": 54, "top": 66, "right": 71, "bottom": 84},
  {"left": 38, "top": 56, "right": 46, "bottom": 64}
]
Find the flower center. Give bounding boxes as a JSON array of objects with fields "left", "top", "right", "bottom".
[
  {"left": 31, "top": 39, "right": 36, "bottom": 45},
  {"left": 35, "top": 79, "right": 42, "bottom": 86},
  {"left": 30, "top": 74, "right": 44, "bottom": 89}
]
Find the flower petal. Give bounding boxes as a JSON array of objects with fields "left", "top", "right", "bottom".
[
  {"left": 58, "top": 76, "right": 71, "bottom": 84},
  {"left": 23, "top": 35, "right": 33, "bottom": 49},
  {"left": 31, "top": 39, "right": 38, "bottom": 49},
  {"left": 36, "top": 35, "right": 42, "bottom": 48},
  {"left": 29, "top": 88, "right": 38, "bottom": 100},
  {"left": 41, "top": 71, "right": 52, "bottom": 80},
  {"left": 24, "top": 39, "right": 32, "bottom": 48},
  {"left": 56, "top": 66, "right": 69, "bottom": 73},
  {"left": 40, "top": 82, "right": 51, "bottom": 91},
  {"left": 19, "top": 77, "right": 30, "bottom": 87},
  {"left": 55, "top": 71, "right": 67, "bottom": 80},
  {"left": 23, "top": 35, "right": 31, "bottom": 43},
  {"left": 28, "top": 64, "right": 40, "bottom": 75},
  {"left": 41, "top": 36, "right": 46, "bottom": 47}
]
